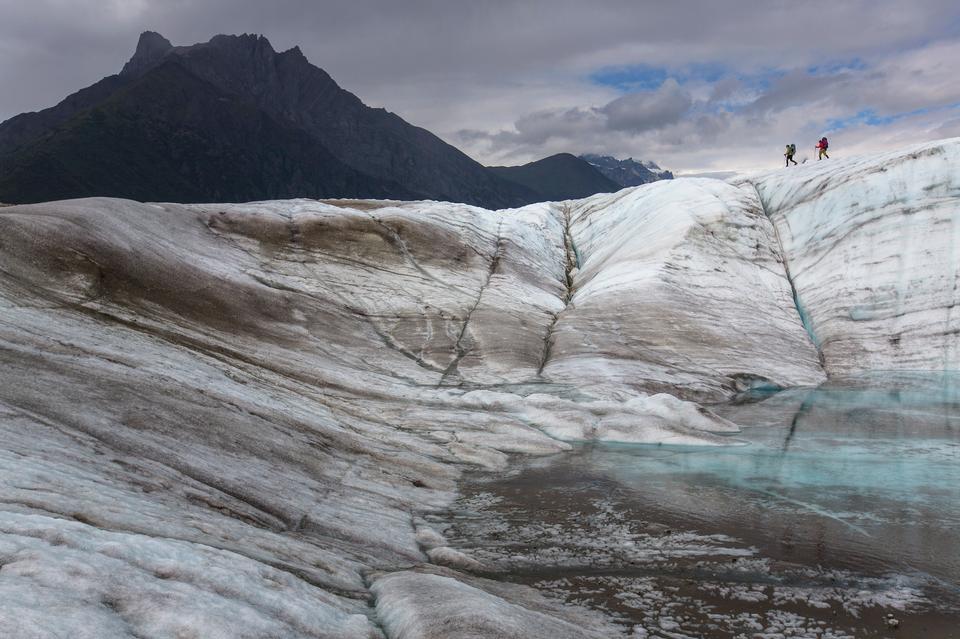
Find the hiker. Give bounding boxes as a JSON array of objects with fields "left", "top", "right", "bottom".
[
  {"left": 784, "top": 143, "right": 798, "bottom": 167},
  {"left": 816, "top": 137, "right": 829, "bottom": 160}
]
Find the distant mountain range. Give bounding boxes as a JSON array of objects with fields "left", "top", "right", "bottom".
[
  {"left": 0, "top": 32, "right": 671, "bottom": 207},
  {"left": 489, "top": 153, "right": 622, "bottom": 201},
  {"left": 580, "top": 154, "right": 674, "bottom": 186}
]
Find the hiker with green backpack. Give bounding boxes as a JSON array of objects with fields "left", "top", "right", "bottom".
[{"left": 784, "top": 143, "right": 798, "bottom": 167}]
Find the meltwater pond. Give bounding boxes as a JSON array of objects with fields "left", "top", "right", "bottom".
[
  {"left": 436, "top": 377, "right": 960, "bottom": 638},
  {"left": 616, "top": 379, "right": 960, "bottom": 583}
]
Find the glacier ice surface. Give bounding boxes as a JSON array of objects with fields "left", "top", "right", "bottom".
[
  {"left": 751, "top": 138, "right": 960, "bottom": 374},
  {"left": 2, "top": 138, "right": 959, "bottom": 636}
]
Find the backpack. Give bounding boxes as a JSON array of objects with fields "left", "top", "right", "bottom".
[
  {"left": 788, "top": 144, "right": 796, "bottom": 154},
  {"left": 821, "top": 137, "right": 829, "bottom": 149}
]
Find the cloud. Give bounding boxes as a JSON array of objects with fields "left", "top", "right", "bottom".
[
  {"left": 457, "top": 80, "right": 698, "bottom": 163},
  {"left": 601, "top": 79, "right": 692, "bottom": 132},
  {"left": 709, "top": 77, "right": 742, "bottom": 103},
  {"left": 742, "top": 70, "right": 853, "bottom": 117},
  {"left": 454, "top": 26, "right": 960, "bottom": 172},
  {"left": 934, "top": 117, "right": 960, "bottom": 139}
]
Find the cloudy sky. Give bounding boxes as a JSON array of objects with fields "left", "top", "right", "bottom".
[{"left": 2, "top": 0, "right": 959, "bottom": 175}]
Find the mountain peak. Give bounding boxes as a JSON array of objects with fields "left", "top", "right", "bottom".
[
  {"left": 281, "top": 45, "right": 306, "bottom": 59},
  {"left": 580, "top": 153, "right": 673, "bottom": 187},
  {"left": 120, "top": 31, "right": 173, "bottom": 77},
  {"left": 542, "top": 152, "right": 580, "bottom": 162},
  {"left": 489, "top": 153, "right": 620, "bottom": 201},
  {"left": 207, "top": 33, "right": 276, "bottom": 52},
  {"left": 0, "top": 31, "right": 538, "bottom": 208}
]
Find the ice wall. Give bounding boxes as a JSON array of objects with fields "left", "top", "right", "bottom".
[
  {"left": 752, "top": 138, "right": 960, "bottom": 375},
  {"left": 0, "top": 194, "right": 771, "bottom": 638},
  {"left": 542, "top": 179, "right": 825, "bottom": 400}
]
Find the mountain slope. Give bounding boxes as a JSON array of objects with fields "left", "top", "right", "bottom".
[
  {"left": 489, "top": 153, "right": 621, "bottom": 201},
  {"left": 0, "top": 32, "right": 535, "bottom": 207},
  {"left": 0, "top": 60, "right": 412, "bottom": 204},
  {"left": 133, "top": 33, "right": 537, "bottom": 207},
  {"left": 0, "top": 76, "right": 130, "bottom": 158},
  {"left": 581, "top": 153, "right": 673, "bottom": 187}
]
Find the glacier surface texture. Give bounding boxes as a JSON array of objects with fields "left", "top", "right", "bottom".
[{"left": 0, "top": 138, "right": 958, "bottom": 637}]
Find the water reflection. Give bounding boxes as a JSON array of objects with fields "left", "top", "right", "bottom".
[{"left": 567, "top": 374, "right": 960, "bottom": 588}]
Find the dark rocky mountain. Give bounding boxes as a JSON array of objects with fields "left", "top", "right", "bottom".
[
  {"left": 489, "top": 153, "right": 621, "bottom": 202},
  {"left": 580, "top": 153, "right": 674, "bottom": 187},
  {"left": 0, "top": 32, "right": 536, "bottom": 207},
  {"left": 0, "top": 61, "right": 415, "bottom": 204}
]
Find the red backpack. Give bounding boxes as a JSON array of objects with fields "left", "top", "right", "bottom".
[{"left": 821, "top": 137, "right": 829, "bottom": 149}]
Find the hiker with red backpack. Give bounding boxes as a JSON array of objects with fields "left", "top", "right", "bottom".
[{"left": 816, "top": 137, "right": 830, "bottom": 160}]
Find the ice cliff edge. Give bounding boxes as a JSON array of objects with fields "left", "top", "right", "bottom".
[{"left": 751, "top": 137, "right": 960, "bottom": 375}]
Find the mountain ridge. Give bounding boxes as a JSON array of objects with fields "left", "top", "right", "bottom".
[
  {"left": 489, "top": 153, "right": 622, "bottom": 201},
  {"left": 581, "top": 153, "right": 674, "bottom": 187},
  {"left": 0, "top": 59, "right": 416, "bottom": 204},
  {"left": 0, "top": 31, "right": 674, "bottom": 207},
  {"left": 0, "top": 31, "right": 539, "bottom": 207}
]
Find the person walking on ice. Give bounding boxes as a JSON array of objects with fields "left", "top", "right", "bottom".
[
  {"left": 784, "top": 143, "right": 798, "bottom": 167},
  {"left": 816, "top": 137, "right": 830, "bottom": 160}
]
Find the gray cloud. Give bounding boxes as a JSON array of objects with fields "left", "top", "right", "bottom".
[
  {"left": 742, "top": 70, "right": 854, "bottom": 117},
  {"left": 511, "top": 107, "right": 602, "bottom": 145},
  {"left": 708, "top": 78, "right": 742, "bottom": 103},
  {"left": 601, "top": 79, "right": 692, "bottom": 132},
  {"left": 458, "top": 80, "right": 698, "bottom": 157}
]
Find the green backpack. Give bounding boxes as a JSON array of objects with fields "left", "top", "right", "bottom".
[{"left": 787, "top": 144, "right": 796, "bottom": 154}]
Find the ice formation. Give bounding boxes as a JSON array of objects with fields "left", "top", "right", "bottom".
[
  {"left": 546, "top": 179, "right": 825, "bottom": 400},
  {"left": 1, "top": 137, "right": 958, "bottom": 636},
  {"left": 751, "top": 139, "right": 960, "bottom": 374}
]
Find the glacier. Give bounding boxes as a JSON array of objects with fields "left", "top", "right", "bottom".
[
  {"left": 0, "top": 138, "right": 958, "bottom": 637},
  {"left": 750, "top": 139, "right": 960, "bottom": 374}
]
